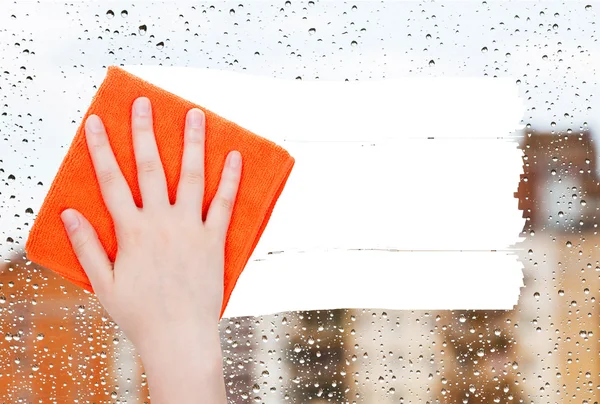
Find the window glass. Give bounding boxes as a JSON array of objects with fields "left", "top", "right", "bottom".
[{"left": 0, "top": 1, "right": 597, "bottom": 402}]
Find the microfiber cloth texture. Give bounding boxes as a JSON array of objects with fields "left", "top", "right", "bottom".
[{"left": 25, "top": 65, "right": 296, "bottom": 318}]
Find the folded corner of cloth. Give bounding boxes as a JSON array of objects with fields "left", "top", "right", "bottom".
[{"left": 25, "top": 65, "right": 296, "bottom": 318}]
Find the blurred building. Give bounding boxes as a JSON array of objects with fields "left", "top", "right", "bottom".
[{"left": 0, "top": 254, "right": 136, "bottom": 401}]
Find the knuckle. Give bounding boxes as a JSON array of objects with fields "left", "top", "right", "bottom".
[
  {"left": 183, "top": 170, "right": 203, "bottom": 185},
  {"left": 217, "top": 195, "right": 234, "bottom": 212},
  {"left": 117, "top": 225, "right": 143, "bottom": 246},
  {"left": 187, "top": 129, "right": 204, "bottom": 143},
  {"left": 72, "top": 232, "right": 92, "bottom": 257},
  {"left": 137, "top": 159, "right": 161, "bottom": 174},
  {"left": 96, "top": 169, "right": 117, "bottom": 186},
  {"left": 132, "top": 118, "right": 152, "bottom": 130}
]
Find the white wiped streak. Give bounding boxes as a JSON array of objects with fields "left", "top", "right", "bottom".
[
  {"left": 125, "top": 65, "right": 526, "bottom": 317},
  {"left": 223, "top": 250, "right": 524, "bottom": 318}
]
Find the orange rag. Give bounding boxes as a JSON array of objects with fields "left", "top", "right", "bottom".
[{"left": 25, "top": 66, "right": 295, "bottom": 318}]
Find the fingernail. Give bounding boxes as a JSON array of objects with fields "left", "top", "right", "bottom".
[
  {"left": 188, "top": 108, "right": 204, "bottom": 129},
  {"left": 228, "top": 151, "right": 241, "bottom": 168},
  {"left": 134, "top": 97, "right": 150, "bottom": 116},
  {"left": 86, "top": 115, "right": 103, "bottom": 133},
  {"left": 61, "top": 209, "right": 80, "bottom": 233}
]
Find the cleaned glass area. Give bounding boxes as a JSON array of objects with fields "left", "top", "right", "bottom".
[{"left": 0, "top": 1, "right": 597, "bottom": 403}]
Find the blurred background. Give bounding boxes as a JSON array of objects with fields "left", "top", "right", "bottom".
[{"left": 0, "top": 1, "right": 598, "bottom": 403}]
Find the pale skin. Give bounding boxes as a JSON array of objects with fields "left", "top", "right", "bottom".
[{"left": 59, "top": 97, "right": 238, "bottom": 404}]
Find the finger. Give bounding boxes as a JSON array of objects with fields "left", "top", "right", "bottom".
[
  {"left": 176, "top": 108, "right": 205, "bottom": 216},
  {"left": 205, "top": 151, "right": 242, "bottom": 239},
  {"left": 131, "top": 97, "right": 169, "bottom": 210},
  {"left": 61, "top": 209, "right": 113, "bottom": 297},
  {"left": 85, "top": 114, "right": 137, "bottom": 225}
]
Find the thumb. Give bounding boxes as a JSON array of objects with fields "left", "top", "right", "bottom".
[{"left": 60, "top": 209, "right": 113, "bottom": 297}]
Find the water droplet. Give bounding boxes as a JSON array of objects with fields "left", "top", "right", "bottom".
[
  {"left": 542, "top": 55, "right": 549, "bottom": 61},
  {"left": 308, "top": 28, "right": 316, "bottom": 35},
  {"left": 307, "top": 336, "right": 315, "bottom": 345},
  {"left": 293, "top": 344, "right": 302, "bottom": 353},
  {"left": 111, "top": 392, "right": 118, "bottom": 399},
  {"left": 351, "top": 40, "right": 358, "bottom": 47},
  {"left": 566, "top": 241, "right": 572, "bottom": 247},
  {"left": 552, "top": 23, "right": 559, "bottom": 30},
  {"left": 581, "top": 200, "right": 587, "bottom": 206},
  {"left": 138, "top": 25, "right": 147, "bottom": 35},
  {"left": 585, "top": 4, "right": 592, "bottom": 11},
  {"left": 481, "top": 46, "right": 488, "bottom": 53},
  {"left": 551, "top": 169, "right": 556, "bottom": 175},
  {"left": 476, "top": 348, "right": 485, "bottom": 357},
  {"left": 36, "top": 333, "right": 44, "bottom": 340},
  {"left": 156, "top": 41, "right": 164, "bottom": 49},
  {"left": 558, "top": 289, "right": 565, "bottom": 296},
  {"left": 229, "top": 9, "right": 235, "bottom": 15},
  {"left": 121, "top": 10, "right": 128, "bottom": 17},
  {"left": 534, "top": 292, "right": 540, "bottom": 299},
  {"left": 106, "top": 10, "right": 115, "bottom": 18},
  {"left": 426, "top": 33, "right": 432, "bottom": 39},
  {"left": 429, "top": 60, "right": 435, "bottom": 66}
]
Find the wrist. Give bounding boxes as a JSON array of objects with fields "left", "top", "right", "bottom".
[
  {"left": 136, "top": 325, "right": 226, "bottom": 404},
  {"left": 136, "top": 321, "right": 222, "bottom": 359}
]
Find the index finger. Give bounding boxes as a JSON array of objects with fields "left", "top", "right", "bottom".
[{"left": 85, "top": 115, "right": 137, "bottom": 225}]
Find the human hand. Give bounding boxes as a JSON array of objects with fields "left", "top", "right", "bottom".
[{"left": 59, "top": 97, "right": 240, "bottom": 402}]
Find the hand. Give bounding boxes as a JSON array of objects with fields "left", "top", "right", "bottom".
[{"left": 59, "top": 97, "right": 240, "bottom": 403}]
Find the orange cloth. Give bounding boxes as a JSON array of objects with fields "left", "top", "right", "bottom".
[{"left": 25, "top": 66, "right": 295, "bottom": 318}]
